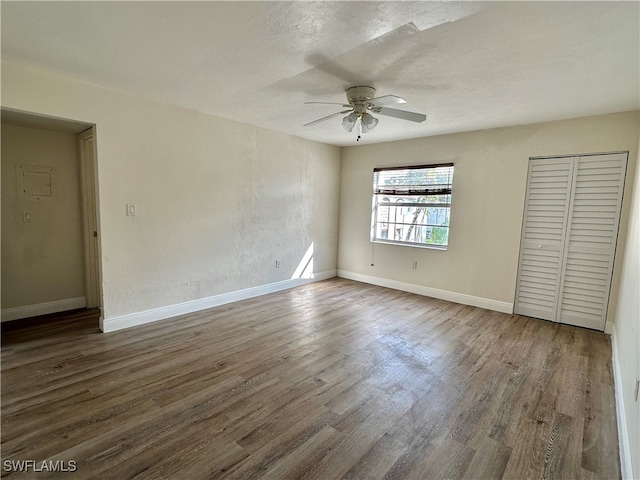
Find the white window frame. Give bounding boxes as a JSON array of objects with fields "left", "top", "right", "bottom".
[{"left": 371, "top": 163, "right": 454, "bottom": 249}]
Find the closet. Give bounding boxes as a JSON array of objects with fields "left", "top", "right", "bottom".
[{"left": 514, "top": 152, "right": 627, "bottom": 331}]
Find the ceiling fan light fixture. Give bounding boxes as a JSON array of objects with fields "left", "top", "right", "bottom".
[
  {"left": 361, "top": 113, "right": 378, "bottom": 133},
  {"left": 342, "top": 111, "right": 358, "bottom": 132}
]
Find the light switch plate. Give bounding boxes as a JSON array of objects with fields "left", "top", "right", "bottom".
[{"left": 126, "top": 204, "right": 137, "bottom": 216}]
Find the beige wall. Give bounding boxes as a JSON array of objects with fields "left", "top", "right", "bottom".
[
  {"left": 1, "top": 123, "right": 86, "bottom": 309},
  {"left": 1, "top": 60, "right": 341, "bottom": 321},
  {"left": 613, "top": 132, "right": 640, "bottom": 477},
  {"left": 338, "top": 111, "right": 639, "bottom": 322}
]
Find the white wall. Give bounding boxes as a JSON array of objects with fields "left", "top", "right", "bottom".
[
  {"left": 1, "top": 123, "right": 85, "bottom": 309},
  {"left": 338, "top": 112, "right": 639, "bottom": 320},
  {"left": 613, "top": 131, "right": 640, "bottom": 478},
  {"left": 1, "top": 60, "right": 341, "bottom": 326}
]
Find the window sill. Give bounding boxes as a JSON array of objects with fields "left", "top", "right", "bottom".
[{"left": 371, "top": 239, "right": 448, "bottom": 251}]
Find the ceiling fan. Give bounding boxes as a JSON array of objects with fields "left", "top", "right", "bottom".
[{"left": 304, "top": 86, "right": 426, "bottom": 140}]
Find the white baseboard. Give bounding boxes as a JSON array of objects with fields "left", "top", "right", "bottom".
[
  {"left": 610, "top": 323, "right": 633, "bottom": 479},
  {"left": 1, "top": 297, "right": 87, "bottom": 322},
  {"left": 102, "top": 270, "right": 336, "bottom": 333},
  {"left": 336, "top": 270, "right": 513, "bottom": 314}
]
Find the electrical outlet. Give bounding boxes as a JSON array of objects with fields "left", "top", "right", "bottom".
[
  {"left": 275, "top": 259, "right": 281, "bottom": 268},
  {"left": 126, "top": 203, "right": 137, "bottom": 216},
  {"left": 411, "top": 260, "right": 417, "bottom": 270},
  {"left": 634, "top": 377, "right": 639, "bottom": 402}
]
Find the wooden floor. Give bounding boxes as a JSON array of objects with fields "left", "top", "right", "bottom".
[{"left": 1, "top": 278, "right": 619, "bottom": 479}]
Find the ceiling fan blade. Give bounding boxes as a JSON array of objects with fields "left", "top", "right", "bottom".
[
  {"left": 368, "top": 95, "right": 407, "bottom": 107},
  {"left": 376, "top": 107, "right": 426, "bottom": 123},
  {"left": 304, "top": 110, "right": 352, "bottom": 127},
  {"left": 305, "top": 101, "right": 352, "bottom": 107}
]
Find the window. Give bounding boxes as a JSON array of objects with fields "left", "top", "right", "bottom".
[{"left": 371, "top": 163, "right": 454, "bottom": 248}]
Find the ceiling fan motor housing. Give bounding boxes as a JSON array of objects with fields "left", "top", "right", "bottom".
[{"left": 346, "top": 86, "right": 376, "bottom": 108}]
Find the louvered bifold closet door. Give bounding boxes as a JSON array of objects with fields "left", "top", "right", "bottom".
[
  {"left": 514, "top": 158, "right": 574, "bottom": 321},
  {"left": 557, "top": 153, "right": 627, "bottom": 330}
]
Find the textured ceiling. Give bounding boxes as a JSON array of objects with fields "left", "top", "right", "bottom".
[{"left": 2, "top": 1, "right": 639, "bottom": 146}]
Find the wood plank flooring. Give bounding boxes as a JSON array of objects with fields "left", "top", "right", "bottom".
[{"left": 1, "top": 278, "right": 620, "bottom": 479}]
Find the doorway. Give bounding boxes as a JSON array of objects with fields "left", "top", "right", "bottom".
[{"left": 0, "top": 109, "right": 101, "bottom": 322}]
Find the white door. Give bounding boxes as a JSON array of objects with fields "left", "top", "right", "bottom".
[
  {"left": 514, "top": 153, "right": 627, "bottom": 331},
  {"left": 514, "top": 158, "right": 574, "bottom": 321},
  {"left": 78, "top": 129, "right": 101, "bottom": 308},
  {"left": 556, "top": 153, "right": 627, "bottom": 330}
]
